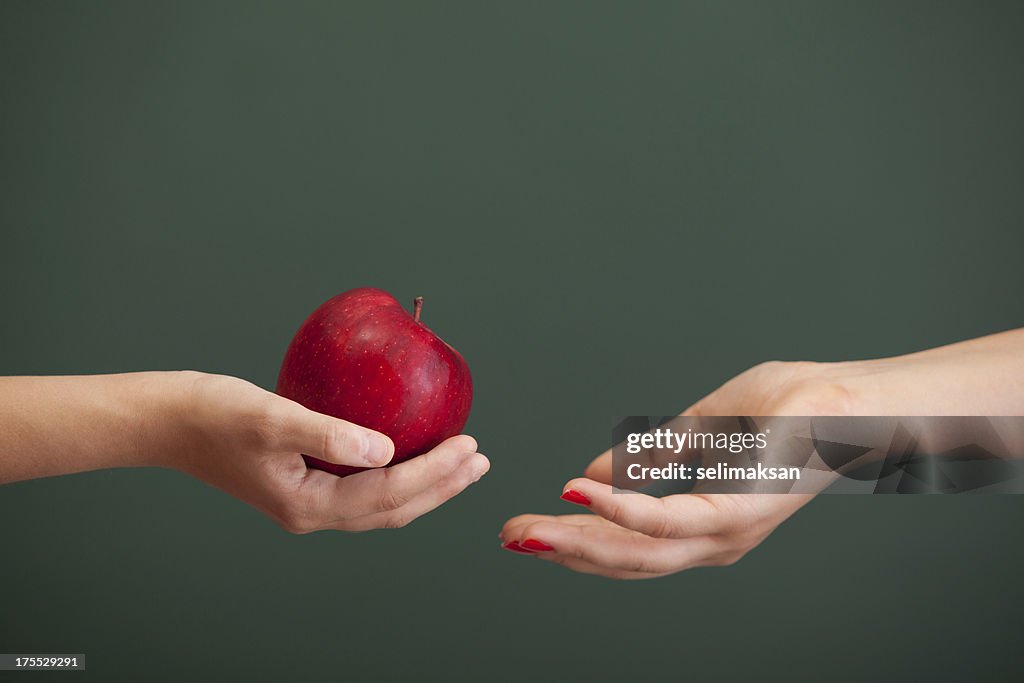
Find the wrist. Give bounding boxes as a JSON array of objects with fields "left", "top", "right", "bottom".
[
  {"left": 815, "top": 360, "right": 885, "bottom": 416},
  {"left": 124, "top": 370, "right": 205, "bottom": 469}
]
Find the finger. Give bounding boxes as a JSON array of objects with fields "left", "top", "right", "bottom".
[
  {"left": 338, "top": 452, "right": 490, "bottom": 531},
  {"left": 499, "top": 515, "right": 672, "bottom": 578},
  {"left": 536, "top": 554, "right": 657, "bottom": 580},
  {"left": 560, "top": 479, "right": 732, "bottom": 538},
  {"left": 505, "top": 518, "right": 721, "bottom": 575},
  {"left": 501, "top": 513, "right": 611, "bottom": 543},
  {"left": 303, "top": 434, "right": 479, "bottom": 521},
  {"left": 269, "top": 397, "right": 395, "bottom": 467}
]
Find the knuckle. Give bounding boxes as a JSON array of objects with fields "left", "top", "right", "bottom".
[
  {"left": 323, "top": 422, "right": 359, "bottom": 462},
  {"left": 602, "top": 501, "right": 627, "bottom": 528},
  {"left": 646, "top": 515, "right": 675, "bottom": 539},
  {"left": 251, "top": 402, "right": 286, "bottom": 448},
  {"left": 626, "top": 556, "right": 658, "bottom": 574},
  {"left": 377, "top": 488, "right": 407, "bottom": 512}
]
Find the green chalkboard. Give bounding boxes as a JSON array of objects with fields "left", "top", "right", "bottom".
[{"left": 1, "top": 2, "right": 1023, "bottom": 681}]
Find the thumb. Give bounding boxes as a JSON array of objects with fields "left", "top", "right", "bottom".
[
  {"left": 270, "top": 398, "right": 394, "bottom": 467},
  {"left": 583, "top": 448, "right": 658, "bottom": 490},
  {"left": 583, "top": 448, "right": 614, "bottom": 484}
]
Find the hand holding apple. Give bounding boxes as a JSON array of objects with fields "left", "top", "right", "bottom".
[{"left": 173, "top": 372, "right": 489, "bottom": 532}]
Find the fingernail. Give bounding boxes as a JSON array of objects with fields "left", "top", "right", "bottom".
[
  {"left": 560, "top": 489, "right": 591, "bottom": 506},
  {"left": 502, "top": 541, "right": 535, "bottom": 554},
  {"left": 365, "top": 433, "right": 392, "bottom": 465},
  {"left": 521, "top": 538, "right": 554, "bottom": 552}
]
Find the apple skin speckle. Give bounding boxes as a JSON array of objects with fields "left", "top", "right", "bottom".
[{"left": 275, "top": 287, "right": 473, "bottom": 477}]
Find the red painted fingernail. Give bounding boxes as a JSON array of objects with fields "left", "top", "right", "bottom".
[
  {"left": 502, "top": 541, "right": 535, "bottom": 554},
  {"left": 521, "top": 538, "right": 554, "bottom": 552},
  {"left": 561, "top": 489, "right": 591, "bottom": 506}
]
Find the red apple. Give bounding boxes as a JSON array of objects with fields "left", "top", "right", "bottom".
[{"left": 276, "top": 287, "right": 473, "bottom": 477}]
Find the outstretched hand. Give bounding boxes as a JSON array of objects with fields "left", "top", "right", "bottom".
[{"left": 499, "top": 361, "right": 842, "bottom": 578}]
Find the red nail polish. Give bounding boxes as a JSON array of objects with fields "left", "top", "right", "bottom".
[
  {"left": 502, "top": 541, "right": 535, "bottom": 554},
  {"left": 561, "top": 489, "right": 591, "bottom": 506},
  {"left": 521, "top": 538, "right": 554, "bottom": 552}
]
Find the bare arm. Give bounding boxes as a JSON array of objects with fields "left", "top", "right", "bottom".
[
  {"left": 0, "top": 371, "right": 489, "bottom": 533},
  {"left": 501, "top": 328, "right": 1024, "bottom": 578},
  {"left": 0, "top": 372, "right": 190, "bottom": 482}
]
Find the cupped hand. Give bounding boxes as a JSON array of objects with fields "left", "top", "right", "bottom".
[
  {"left": 171, "top": 373, "right": 489, "bottom": 533},
  {"left": 500, "top": 360, "right": 852, "bottom": 578}
]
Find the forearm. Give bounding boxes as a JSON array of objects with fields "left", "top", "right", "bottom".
[
  {"left": 0, "top": 372, "right": 193, "bottom": 484},
  {"left": 839, "top": 328, "right": 1024, "bottom": 415}
]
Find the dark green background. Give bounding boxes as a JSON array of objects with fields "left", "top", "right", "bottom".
[{"left": 2, "top": 2, "right": 1023, "bottom": 681}]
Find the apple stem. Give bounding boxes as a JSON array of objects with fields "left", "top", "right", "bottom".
[{"left": 413, "top": 296, "right": 424, "bottom": 323}]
